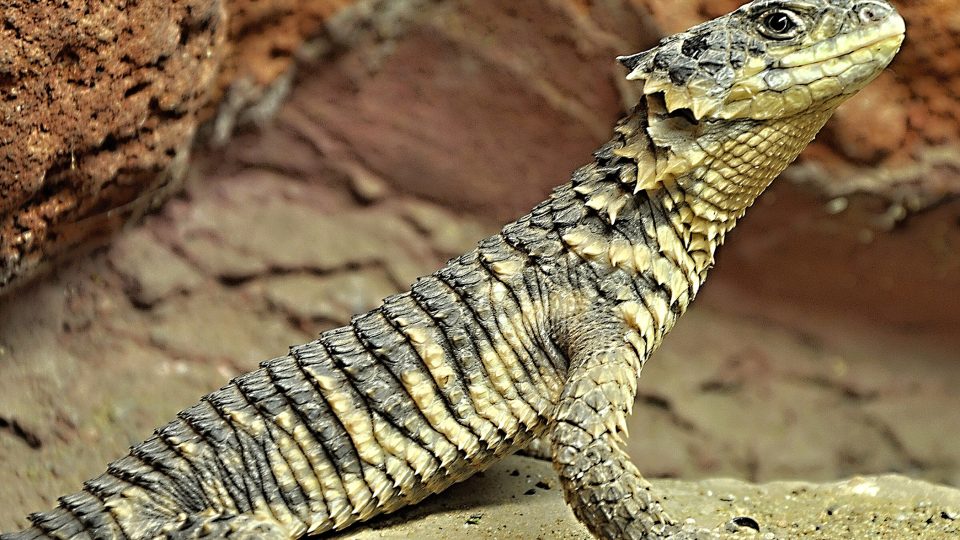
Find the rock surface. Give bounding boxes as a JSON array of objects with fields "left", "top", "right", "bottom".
[
  {"left": 0, "top": 0, "right": 357, "bottom": 292},
  {"left": 5, "top": 0, "right": 960, "bottom": 294},
  {"left": 0, "top": 0, "right": 227, "bottom": 291},
  {"left": 331, "top": 455, "right": 960, "bottom": 539}
]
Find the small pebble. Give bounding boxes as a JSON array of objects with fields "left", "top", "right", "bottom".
[
  {"left": 825, "top": 197, "right": 849, "bottom": 214},
  {"left": 731, "top": 516, "right": 761, "bottom": 532}
]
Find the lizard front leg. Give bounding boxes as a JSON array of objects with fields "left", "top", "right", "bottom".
[
  {"left": 551, "top": 309, "right": 714, "bottom": 540},
  {"left": 551, "top": 307, "right": 664, "bottom": 539}
]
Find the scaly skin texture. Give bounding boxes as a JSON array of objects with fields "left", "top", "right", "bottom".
[{"left": 2, "top": 1, "right": 905, "bottom": 539}]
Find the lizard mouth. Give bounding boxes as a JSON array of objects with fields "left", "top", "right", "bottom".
[
  {"left": 778, "top": 13, "right": 906, "bottom": 68},
  {"left": 717, "top": 12, "right": 905, "bottom": 120},
  {"left": 747, "top": 13, "right": 906, "bottom": 103}
]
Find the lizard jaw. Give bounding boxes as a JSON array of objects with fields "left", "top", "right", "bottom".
[{"left": 778, "top": 12, "right": 906, "bottom": 69}]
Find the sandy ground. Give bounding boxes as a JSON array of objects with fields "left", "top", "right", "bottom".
[{"left": 328, "top": 455, "right": 960, "bottom": 539}]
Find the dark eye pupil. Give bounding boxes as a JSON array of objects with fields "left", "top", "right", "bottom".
[{"left": 765, "top": 12, "right": 793, "bottom": 33}]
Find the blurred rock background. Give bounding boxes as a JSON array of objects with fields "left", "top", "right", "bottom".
[{"left": 1, "top": 0, "right": 958, "bottom": 531}]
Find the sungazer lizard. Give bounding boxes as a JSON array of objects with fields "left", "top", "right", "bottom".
[{"left": 3, "top": 0, "right": 905, "bottom": 538}]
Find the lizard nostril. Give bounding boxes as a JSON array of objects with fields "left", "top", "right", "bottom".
[{"left": 855, "top": 2, "right": 890, "bottom": 24}]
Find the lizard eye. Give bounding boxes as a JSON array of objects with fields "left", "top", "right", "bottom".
[{"left": 759, "top": 9, "right": 802, "bottom": 39}]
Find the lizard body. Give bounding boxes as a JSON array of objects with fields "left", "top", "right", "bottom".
[{"left": 2, "top": 1, "right": 904, "bottom": 539}]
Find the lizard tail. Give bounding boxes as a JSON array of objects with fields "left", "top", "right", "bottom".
[
  {"left": 6, "top": 508, "right": 289, "bottom": 540},
  {"left": 3, "top": 506, "right": 82, "bottom": 540},
  {"left": 4, "top": 244, "right": 560, "bottom": 540},
  {"left": 2, "top": 463, "right": 190, "bottom": 539},
  {"left": 2, "top": 481, "right": 150, "bottom": 540}
]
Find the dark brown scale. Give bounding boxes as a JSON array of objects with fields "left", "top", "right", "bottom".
[
  {"left": 347, "top": 311, "right": 459, "bottom": 461},
  {"left": 232, "top": 375, "right": 314, "bottom": 519}
]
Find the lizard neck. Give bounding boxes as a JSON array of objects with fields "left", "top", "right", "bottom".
[
  {"left": 574, "top": 97, "right": 836, "bottom": 273},
  {"left": 672, "top": 111, "right": 835, "bottom": 229},
  {"left": 546, "top": 98, "right": 838, "bottom": 341}
]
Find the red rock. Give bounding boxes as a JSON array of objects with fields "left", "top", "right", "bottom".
[{"left": 0, "top": 0, "right": 228, "bottom": 291}]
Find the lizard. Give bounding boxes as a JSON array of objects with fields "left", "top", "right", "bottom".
[{"left": 2, "top": 0, "right": 905, "bottom": 538}]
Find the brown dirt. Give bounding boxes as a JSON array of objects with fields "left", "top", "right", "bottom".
[{"left": 330, "top": 456, "right": 960, "bottom": 539}]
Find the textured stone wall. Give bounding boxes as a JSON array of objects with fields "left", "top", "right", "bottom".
[
  {"left": 2, "top": 0, "right": 958, "bottom": 295},
  {"left": 0, "top": 0, "right": 351, "bottom": 293},
  {"left": 0, "top": 1, "right": 226, "bottom": 291},
  {"left": 291, "top": 0, "right": 660, "bottom": 221}
]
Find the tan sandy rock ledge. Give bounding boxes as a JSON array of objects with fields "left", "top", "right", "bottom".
[{"left": 330, "top": 455, "right": 960, "bottom": 539}]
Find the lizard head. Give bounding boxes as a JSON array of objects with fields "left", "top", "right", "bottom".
[
  {"left": 609, "top": 0, "right": 905, "bottom": 214},
  {"left": 618, "top": 0, "right": 905, "bottom": 122}
]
